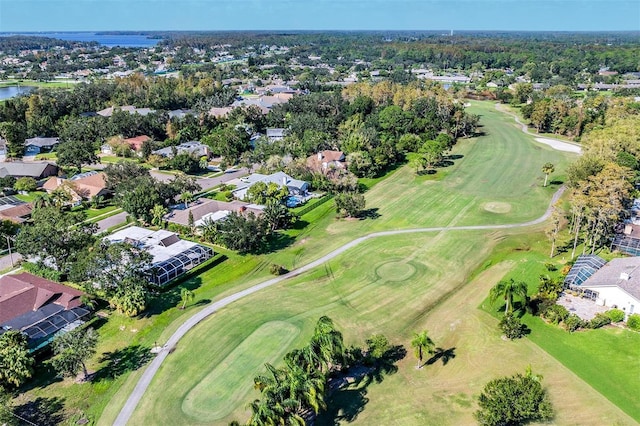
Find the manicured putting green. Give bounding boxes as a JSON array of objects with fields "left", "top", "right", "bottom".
[
  {"left": 375, "top": 259, "right": 418, "bottom": 282},
  {"left": 483, "top": 201, "right": 512, "bottom": 214},
  {"left": 181, "top": 321, "right": 300, "bottom": 420}
]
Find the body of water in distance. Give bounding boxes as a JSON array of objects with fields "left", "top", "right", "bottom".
[{"left": 1, "top": 32, "right": 160, "bottom": 48}]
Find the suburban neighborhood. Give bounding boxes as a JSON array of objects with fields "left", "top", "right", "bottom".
[{"left": 0, "top": 27, "right": 638, "bottom": 426}]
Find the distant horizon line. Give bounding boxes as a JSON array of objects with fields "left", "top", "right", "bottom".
[{"left": 2, "top": 30, "right": 639, "bottom": 34}]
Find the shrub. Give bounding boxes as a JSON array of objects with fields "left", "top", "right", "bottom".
[
  {"left": 365, "top": 333, "right": 391, "bottom": 359},
  {"left": 269, "top": 263, "right": 287, "bottom": 275},
  {"left": 499, "top": 313, "right": 527, "bottom": 339},
  {"left": 475, "top": 370, "right": 554, "bottom": 426},
  {"left": 560, "top": 264, "right": 572, "bottom": 276},
  {"left": 544, "top": 262, "right": 557, "bottom": 272},
  {"left": 563, "top": 314, "right": 584, "bottom": 332},
  {"left": 605, "top": 308, "right": 625, "bottom": 323},
  {"left": 21, "top": 261, "right": 63, "bottom": 282},
  {"left": 588, "top": 313, "right": 612, "bottom": 329},
  {"left": 541, "top": 304, "right": 569, "bottom": 324},
  {"left": 627, "top": 314, "right": 640, "bottom": 331}
]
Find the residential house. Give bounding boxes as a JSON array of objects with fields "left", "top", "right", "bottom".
[
  {"left": 101, "top": 135, "right": 151, "bottom": 155},
  {"left": 105, "top": 226, "right": 214, "bottom": 286},
  {"left": 152, "top": 141, "right": 210, "bottom": 159},
  {"left": 168, "top": 109, "right": 196, "bottom": 119},
  {"left": 42, "top": 171, "right": 110, "bottom": 204},
  {"left": 0, "top": 272, "right": 89, "bottom": 349},
  {"left": 566, "top": 255, "right": 640, "bottom": 318},
  {"left": 0, "top": 196, "right": 33, "bottom": 223},
  {"left": 306, "top": 150, "right": 346, "bottom": 174},
  {"left": 232, "top": 171, "right": 309, "bottom": 201},
  {"left": 96, "top": 105, "right": 155, "bottom": 117},
  {"left": 166, "top": 198, "right": 263, "bottom": 227},
  {"left": 0, "top": 161, "right": 58, "bottom": 179},
  {"left": 24, "top": 137, "right": 60, "bottom": 156},
  {"left": 266, "top": 128, "right": 287, "bottom": 142}
]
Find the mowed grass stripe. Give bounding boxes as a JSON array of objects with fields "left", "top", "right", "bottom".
[{"left": 181, "top": 321, "right": 300, "bottom": 420}]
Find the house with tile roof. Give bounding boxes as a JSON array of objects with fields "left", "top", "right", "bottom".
[{"left": 0, "top": 273, "right": 89, "bottom": 349}]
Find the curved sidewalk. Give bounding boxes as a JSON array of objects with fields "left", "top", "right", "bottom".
[{"left": 113, "top": 185, "right": 565, "bottom": 425}]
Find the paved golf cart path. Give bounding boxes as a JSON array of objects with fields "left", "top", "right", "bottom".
[
  {"left": 113, "top": 184, "right": 567, "bottom": 425},
  {"left": 494, "top": 103, "right": 582, "bottom": 154}
]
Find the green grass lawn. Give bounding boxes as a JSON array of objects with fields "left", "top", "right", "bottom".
[
  {"left": 108, "top": 101, "right": 633, "bottom": 425},
  {"left": 477, "top": 245, "right": 640, "bottom": 422},
  {"left": 21, "top": 100, "right": 629, "bottom": 425}
]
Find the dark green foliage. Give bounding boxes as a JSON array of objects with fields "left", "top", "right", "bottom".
[
  {"left": 334, "top": 192, "right": 365, "bottom": 218},
  {"left": 104, "top": 161, "right": 150, "bottom": 190},
  {"left": 217, "top": 212, "right": 268, "bottom": 254},
  {"left": 49, "top": 328, "right": 98, "bottom": 380},
  {"left": 169, "top": 152, "right": 202, "bottom": 174},
  {"left": 71, "top": 241, "right": 152, "bottom": 317},
  {"left": 564, "top": 314, "right": 585, "bottom": 332},
  {"left": 588, "top": 313, "right": 612, "bottom": 329},
  {"left": 627, "top": 314, "right": 640, "bottom": 331},
  {"left": 15, "top": 207, "right": 96, "bottom": 274},
  {"left": 249, "top": 316, "right": 345, "bottom": 425},
  {"left": 246, "top": 182, "right": 289, "bottom": 205},
  {"left": 616, "top": 151, "right": 639, "bottom": 170},
  {"left": 117, "top": 176, "right": 162, "bottom": 223},
  {"left": 0, "top": 331, "right": 34, "bottom": 388},
  {"left": 541, "top": 304, "right": 569, "bottom": 325},
  {"left": 475, "top": 371, "right": 554, "bottom": 426},
  {"left": 605, "top": 309, "right": 625, "bottom": 323},
  {"left": 0, "top": 121, "right": 26, "bottom": 158},
  {"left": 21, "top": 261, "right": 63, "bottom": 282},
  {"left": 269, "top": 263, "right": 287, "bottom": 276},
  {"left": 56, "top": 139, "right": 99, "bottom": 174},
  {"left": 365, "top": 333, "right": 391, "bottom": 360},
  {"left": 262, "top": 201, "right": 296, "bottom": 232},
  {"left": 499, "top": 313, "right": 527, "bottom": 339}
]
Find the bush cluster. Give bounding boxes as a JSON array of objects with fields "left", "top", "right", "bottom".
[{"left": 627, "top": 314, "right": 640, "bottom": 331}]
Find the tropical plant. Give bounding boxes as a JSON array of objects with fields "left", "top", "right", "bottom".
[
  {"left": 542, "top": 162, "right": 555, "bottom": 187},
  {"left": 179, "top": 288, "right": 195, "bottom": 309},
  {"left": 499, "top": 313, "right": 527, "bottom": 339},
  {"left": 0, "top": 331, "right": 34, "bottom": 388},
  {"left": 150, "top": 204, "right": 168, "bottom": 227},
  {"left": 410, "top": 330, "right": 435, "bottom": 369},
  {"left": 489, "top": 279, "right": 528, "bottom": 314}
]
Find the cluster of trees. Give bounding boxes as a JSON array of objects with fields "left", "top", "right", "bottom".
[
  {"left": 199, "top": 203, "right": 296, "bottom": 254},
  {"left": 545, "top": 95, "right": 640, "bottom": 257},
  {"left": 13, "top": 198, "right": 159, "bottom": 316},
  {"left": 244, "top": 316, "right": 404, "bottom": 425},
  {"left": 104, "top": 161, "right": 201, "bottom": 224}
]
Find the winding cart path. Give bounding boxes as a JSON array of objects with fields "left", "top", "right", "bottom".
[{"left": 113, "top": 185, "right": 566, "bottom": 425}]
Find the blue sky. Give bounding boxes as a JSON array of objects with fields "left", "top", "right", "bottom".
[{"left": 1, "top": 0, "right": 638, "bottom": 31}]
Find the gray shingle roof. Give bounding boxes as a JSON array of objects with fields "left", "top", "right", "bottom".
[{"left": 581, "top": 257, "right": 640, "bottom": 301}]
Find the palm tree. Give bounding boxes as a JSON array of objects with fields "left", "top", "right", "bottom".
[
  {"left": 150, "top": 204, "right": 168, "bottom": 227},
  {"left": 411, "top": 330, "right": 435, "bottom": 369},
  {"left": 181, "top": 191, "right": 194, "bottom": 209},
  {"left": 179, "top": 288, "right": 194, "bottom": 309},
  {"left": 198, "top": 217, "right": 219, "bottom": 243},
  {"left": 542, "top": 163, "right": 555, "bottom": 187},
  {"left": 489, "top": 278, "right": 529, "bottom": 314},
  {"left": 309, "top": 316, "right": 344, "bottom": 373},
  {"left": 33, "top": 193, "right": 53, "bottom": 209}
]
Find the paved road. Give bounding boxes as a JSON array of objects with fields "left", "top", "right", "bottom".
[
  {"left": 149, "top": 167, "right": 250, "bottom": 191},
  {"left": 112, "top": 185, "right": 566, "bottom": 426},
  {"left": 94, "top": 212, "right": 129, "bottom": 234}
]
